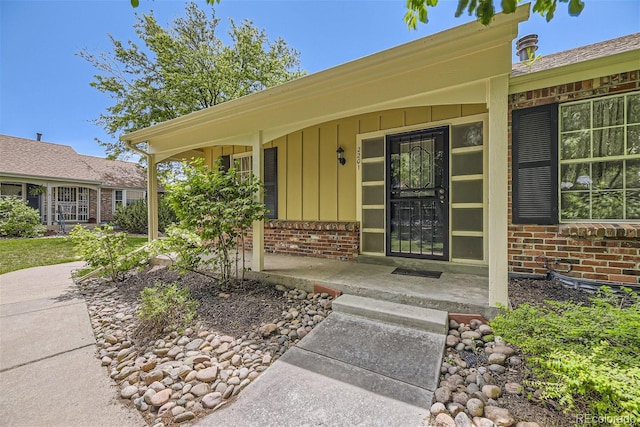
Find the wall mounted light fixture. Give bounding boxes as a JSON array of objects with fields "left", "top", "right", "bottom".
[{"left": 336, "top": 146, "right": 346, "bottom": 165}]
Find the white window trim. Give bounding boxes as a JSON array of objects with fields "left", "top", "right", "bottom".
[{"left": 112, "top": 189, "right": 146, "bottom": 213}]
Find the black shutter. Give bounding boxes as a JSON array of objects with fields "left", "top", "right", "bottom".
[
  {"left": 263, "top": 147, "right": 278, "bottom": 219},
  {"left": 512, "top": 104, "right": 558, "bottom": 224},
  {"left": 220, "top": 155, "right": 231, "bottom": 172}
]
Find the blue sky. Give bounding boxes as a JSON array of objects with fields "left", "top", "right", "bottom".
[{"left": 1, "top": 0, "right": 638, "bottom": 158}]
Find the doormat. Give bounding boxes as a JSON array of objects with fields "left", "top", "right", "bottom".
[{"left": 391, "top": 267, "right": 442, "bottom": 279}]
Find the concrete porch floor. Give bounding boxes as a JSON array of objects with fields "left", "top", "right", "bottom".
[{"left": 242, "top": 253, "right": 499, "bottom": 319}]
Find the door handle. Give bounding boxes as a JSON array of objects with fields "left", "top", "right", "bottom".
[{"left": 436, "top": 187, "right": 447, "bottom": 203}]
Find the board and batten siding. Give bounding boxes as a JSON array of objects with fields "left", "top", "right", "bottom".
[{"left": 206, "top": 104, "right": 487, "bottom": 226}]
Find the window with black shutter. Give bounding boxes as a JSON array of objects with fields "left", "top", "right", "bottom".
[
  {"left": 512, "top": 103, "right": 558, "bottom": 224},
  {"left": 263, "top": 147, "right": 278, "bottom": 219}
]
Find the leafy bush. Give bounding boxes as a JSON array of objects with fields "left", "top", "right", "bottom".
[
  {"left": 491, "top": 287, "right": 640, "bottom": 424},
  {"left": 136, "top": 282, "right": 198, "bottom": 337},
  {"left": 69, "top": 224, "right": 148, "bottom": 282},
  {"left": 151, "top": 225, "right": 204, "bottom": 274},
  {"left": 113, "top": 197, "right": 176, "bottom": 234},
  {"left": 0, "top": 197, "right": 45, "bottom": 238},
  {"left": 162, "top": 158, "right": 265, "bottom": 285}
]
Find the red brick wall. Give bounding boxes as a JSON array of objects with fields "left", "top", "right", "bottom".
[
  {"left": 243, "top": 220, "right": 360, "bottom": 261},
  {"left": 88, "top": 189, "right": 98, "bottom": 222},
  {"left": 508, "top": 224, "right": 640, "bottom": 284},
  {"left": 508, "top": 70, "right": 640, "bottom": 285},
  {"left": 101, "top": 189, "right": 115, "bottom": 222}
]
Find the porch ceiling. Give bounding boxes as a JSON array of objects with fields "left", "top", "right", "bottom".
[{"left": 122, "top": 6, "right": 529, "bottom": 163}]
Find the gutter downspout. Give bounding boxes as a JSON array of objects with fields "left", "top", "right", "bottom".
[{"left": 124, "top": 140, "right": 159, "bottom": 242}]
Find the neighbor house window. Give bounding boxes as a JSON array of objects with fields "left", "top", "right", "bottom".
[
  {"left": 113, "top": 189, "right": 145, "bottom": 212},
  {"left": 114, "top": 190, "right": 123, "bottom": 209},
  {"left": 559, "top": 92, "right": 640, "bottom": 221},
  {"left": 126, "top": 190, "right": 145, "bottom": 205},
  {"left": 0, "top": 183, "right": 23, "bottom": 198}
]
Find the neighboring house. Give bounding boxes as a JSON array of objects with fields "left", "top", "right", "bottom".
[
  {"left": 122, "top": 5, "right": 639, "bottom": 308},
  {"left": 0, "top": 134, "right": 147, "bottom": 227}
]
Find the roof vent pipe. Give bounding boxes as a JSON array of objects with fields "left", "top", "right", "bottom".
[
  {"left": 36, "top": 133, "right": 42, "bottom": 141},
  {"left": 516, "top": 34, "right": 539, "bottom": 61}
]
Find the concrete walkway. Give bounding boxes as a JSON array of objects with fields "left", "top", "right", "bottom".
[
  {"left": 0, "top": 256, "right": 462, "bottom": 427},
  {"left": 0, "top": 263, "right": 145, "bottom": 427},
  {"left": 196, "top": 295, "right": 447, "bottom": 427}
]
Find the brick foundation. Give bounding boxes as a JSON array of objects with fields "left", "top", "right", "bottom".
[
  {"left": 508, "top": 70, "right": 640, "bottom": 285},
  {"left": 243, "top": 220, "right": 360, "bottom": 261},
  {"left": 508, "top": 224, "right": 640, "bottom": 284}
]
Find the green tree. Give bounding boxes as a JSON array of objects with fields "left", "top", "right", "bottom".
[
  {"left": 405, "top": 0, "right": 585, "bottom": 28},
  {"left": 80, "top": 2, "right": 304, "bottom": 159}
]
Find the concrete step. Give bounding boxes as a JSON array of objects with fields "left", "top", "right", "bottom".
[
  {"left": 298, "top": 312, "right": 445, "bottom": 394},
  {"left": 332, "top": 294, "right": 448, "bottom": 335},
  {"left": 194, "top": 346, "right": 432, "bottom": 426},
  {"left": 196, "top": 303, "right": 446, "bottom": 426}
]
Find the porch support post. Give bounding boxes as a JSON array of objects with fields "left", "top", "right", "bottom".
[
  {"left": 46, "top": 184, "right": 53, "bottom": 226},
  {"left": 147, "top": 154, "right": 159, "bottom": 241},
  {"left": 487, "top": 75, "right": 510, "bottom": 307},
  {"left": 251, "top": 132, "right": 265, "bottom": 272},
  {"left": 96, "top": 188, "right": 102, "bottom": 224}
]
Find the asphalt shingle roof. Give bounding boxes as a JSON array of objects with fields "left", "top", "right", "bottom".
[
  {"left": 512, "top": 33, "right": 640, "bottom": 76},
  {"left": 0, "top": 134, "right": 145, "bottom": 188}
]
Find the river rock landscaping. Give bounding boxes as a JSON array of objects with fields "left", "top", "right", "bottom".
[
  {"left": 429, "top": 278, "right": 599, "bottom": 427},
  {"left": 431, "top": 318, "right": 571, "bottom": 427},
  {"left": 79, "top": 265, "right": 595, "bottom": 427},
  {"left": 80, "top": 265, "right": 334, "bottom": 426}
]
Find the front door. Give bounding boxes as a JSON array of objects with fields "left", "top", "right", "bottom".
[{"left": 386, "top": 127, "right": 449, "bottom": 260}]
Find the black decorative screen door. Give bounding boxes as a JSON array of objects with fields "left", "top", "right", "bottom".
[{"left": 386, "top": 127, "right": 449, "bottom": 260}]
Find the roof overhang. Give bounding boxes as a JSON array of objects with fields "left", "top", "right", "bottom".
[
  {"left": 0, "top": 172, "right": 101, "bottom": 187},
  {"left": 122, "top": 5, "right": 530, "bottom": 163},
  {"left": 509, "top": 49, "right": 640, "bottom": 94}
]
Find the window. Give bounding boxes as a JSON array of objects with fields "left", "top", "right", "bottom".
[
  {"left": 0, "top": 183, "right": 23, "bottom": 198},
  {"left": 126, "top": 190, "right": 145, "bottom": 205},
  {"left": 114, "top": 190, "right": 123, "bottom": 209},
  {"left": 232, "top": 153, "right": 254, "bottom": 182},
  {"left": 113, "top": 189, "right": 145, "bottom": 212},
  {"left": 220, "top": 148, "right": 278, "bottom": 219},
  {"left": 559, "top": 92, "right": 640, "bottom": 221}
]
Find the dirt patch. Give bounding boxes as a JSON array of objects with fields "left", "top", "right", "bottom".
[
  {"left": 115, "top": 267, "right": 290, "bottom": 339},
  {"left": 508, "top": 277, "right": 594, "bottom": 308}
]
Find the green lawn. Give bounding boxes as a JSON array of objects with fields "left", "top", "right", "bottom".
[{"left": 0, "top": 236, "right": 148, "bottom": 275}]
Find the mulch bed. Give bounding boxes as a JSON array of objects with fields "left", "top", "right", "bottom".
[
  {"left": 508, "top": 277, "right": 594, "bottom": 309},
  {"left": 115, "top": 267, "right": 291, "bottom": 338}
]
